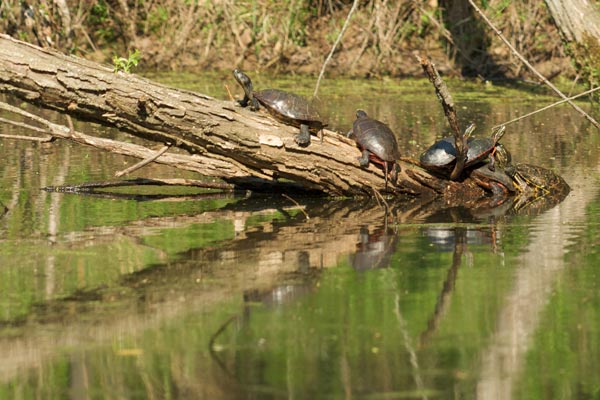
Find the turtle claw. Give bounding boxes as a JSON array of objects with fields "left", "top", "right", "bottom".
[
  {"left": 295, "top": 125, "right": 311, "bottom": 147},
  {"left": 358, "top": 150, "right": 370, "bottom": 167},
  {"left": 390, "top": 163, "right": 399, "bottom": 185}
]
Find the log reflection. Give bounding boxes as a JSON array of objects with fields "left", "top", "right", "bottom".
[{"left": 0, "top": 190, "right": 572, "bottom": 394}]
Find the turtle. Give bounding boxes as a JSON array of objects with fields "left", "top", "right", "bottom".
[
  {"left": 420, "top": 125, "right": 506, "bottom": 173},
  {"left": 474, "top": 143, "right": 570, "bottom": 200},
  {"left": 469, "top": 143, "right": 516, "bottom": 199},
  {"left": 233, "top": 69, "right": 326, "bottom": 147},
  {"left": 347, "top": 109, "right": 401, "bottom": 189},
  {"left": 505, "top": 162, "right": 570, "bottom": 198}
]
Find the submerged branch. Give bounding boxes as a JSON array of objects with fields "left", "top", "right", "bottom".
[
  {"left": 115, "top": 144, "right": 172, "bottom": 177},
  {"left": 42, "top": 178, "right": 235, "bottom": 192}
]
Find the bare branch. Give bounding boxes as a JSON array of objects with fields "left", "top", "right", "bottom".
[
  {"left": 468, "top": 0, "right": 600, "bottom": 130},
  {"left": 418, "top": 56, "right": 467, "bottom": 181},
  {"left": 43, "top": 178, "right": 235, "bottom": 192},
  {"left": 313, "top": 0, "right": 359, "bottom": 98},
  {"left": 495, "top": 86, "right": 600, "bottom": 129},
  {"left": 115, "top": 145, "right": 172, "bottom": 177},
  {"left": 0, "top": 100, "right": 234, "bottom": 178}
]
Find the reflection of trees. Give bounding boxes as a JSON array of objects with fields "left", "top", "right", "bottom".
[
  {"left": 419, "top": 227, "right": 466, "bottom": 347},
  {"left": 0, "top": 184, "right": 576, "bottom": 397},
  {"left": 0, "top": 199, "right": 389, "bottom": 386},
  {"left": 476, "top": 168, "right": 597, "bottom": 399}
]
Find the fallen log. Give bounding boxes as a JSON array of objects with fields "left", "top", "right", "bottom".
[{"left": 0, "top": 34, "right": 553, "bottom": 203}]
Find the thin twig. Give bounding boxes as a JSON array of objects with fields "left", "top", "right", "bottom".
[
  {"left": 313, "top": 0, "right": 359, "bottom": 98},
  {"left": 282, "top": 193, "right": 309, "bottom": 220},
  {"left": 43, "top": 178, "right": 235, "bottom": 192},
  {"left": 224, "top": 84, "right": 235, "bottom": 101},
  {"left": 66, "top": 114, "right": 74, "bottom": 132},
  {"left": 468, "top": 0, "right": 600, "bottom": 130},
  {"left": 0, "top": 116, "right": 54, "bottom": 140},
  {"left": 371, "top": 186, "right": 390, "bottom": 210},
  {"left": 0, "top": 133, "right": 53, "bottom": 142},
  {"left": 115, "top": 144, "right": 171, "bottom": 177},
  {"left": 495, "top": 86, "right": 600, "bottom": 129}
]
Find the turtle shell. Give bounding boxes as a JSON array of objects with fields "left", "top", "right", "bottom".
[
  {"left": 470, "top": 163, "right": 516, "bottom": 193},
  {"left": 506, "top": 163, "right": 570, "bottom": 196},
  {"left": 419, "top": 136, "right": 494, "bottom": 169},
  {"left": 254, "top": 89, "right": 325, "bottom": 130},
  {"left": 352, "top": 115, "right": 400, "bottom": 162},
  {"left": 467, "top": 137, "right": 496, "bottom": 166}
]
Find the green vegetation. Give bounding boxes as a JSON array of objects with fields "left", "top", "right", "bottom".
[
  {"left": 0, "top": 0, "right": 584, "bottom": 82},
  {"left": 112, "top": 49, "right": 141, "bottom": 73}
]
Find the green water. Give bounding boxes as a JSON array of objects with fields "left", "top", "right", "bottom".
[{"left": 1, "top": 73, "right": 599, "bottom": 399}]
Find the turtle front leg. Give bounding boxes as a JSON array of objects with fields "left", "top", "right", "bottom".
[
  {"left": 295, "top": 124, "right": 311, "bottom": 147},
  {"left": 488, "top": 147, "right": 497, "bottom": 172},
  {"left": 238, "top": 94, "right": 260, "bottom": 111},
  {"left": 358, "top": 149, "right": 370, "bottom": 167},
  {"left": 390, "top": 163, "right": 399, "bottom": 185},
  {"left": 237, "top": 94, "right": 250, "bottom": 107}
]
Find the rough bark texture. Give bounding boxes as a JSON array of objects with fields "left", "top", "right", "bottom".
[
  {"left": 544, "top": 0, "right": 600, "bottom": 87},
  {"left": 0, "top": 34, "right": 485, "bottom": 199},
  {"left": 544, "top": 0, "right": 600, "bottom": 43}
]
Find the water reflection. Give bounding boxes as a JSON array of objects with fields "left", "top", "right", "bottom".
[
  {"left": 1, "top": 77, "right": 599, "bottom": 398},
  {"left": 350, "top": 216, "right": 398, "bottom": 271},
  {"left": 419, "top": 227, "right": 467, "bottom": 348}
]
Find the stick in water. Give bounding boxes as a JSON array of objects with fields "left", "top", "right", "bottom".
[{"left": 115, "top": 144, "right": 171, "bottom": 177}]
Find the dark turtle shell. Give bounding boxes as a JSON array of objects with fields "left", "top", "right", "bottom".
[
  {"left": 352, "top": 111, "right": 400, "bottom": 163},
  {"left": 419, "top": 136, "right": 499, "bottom": 169},
  {"left": 505, "top": 163, "right": 570, "bottom": 197},
  {"left": 420, "top": 125, "right": 505, "bottom": 171},
  {"left": 254, "top": 89, "right": 325, "bottom": 130},
  {"left": 470, "top": 162, "right": 516, "bottom": 193}
]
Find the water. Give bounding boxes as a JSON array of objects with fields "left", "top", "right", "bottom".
[{"left": 1, "top": 73, "right": 599, "bottom": 399}]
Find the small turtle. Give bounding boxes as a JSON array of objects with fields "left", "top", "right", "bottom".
[
  {"left": 479, "top": 143, "right": 570, "bottom": 199},
  {"left": 233, "top": 69, "right": 326, "bottom": 146},
  {"left": 420, "top": 125, "right": 506, "bottom": 173},
  {"left": 348, "top": 110, "right": 401, "bottom": 189},
  {"left": 505, "top": 162, "right": 570, "bottom": 198},
  {"left": 470, "top": 143, "right": 516, "bottom": 198}
]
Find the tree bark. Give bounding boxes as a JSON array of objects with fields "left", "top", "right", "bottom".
[
  {"left": 0, "top": 34, "right": 489, "bottom": 200},
  {"left": 544, "top": 0, "right": 600, "bottom": 43},
  {"left": 545, "top": 0, "right": 600, "bottom": 86}
]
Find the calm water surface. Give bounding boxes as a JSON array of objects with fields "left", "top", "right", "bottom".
[{"left": 1, "top": 72, "right": 599, "bottom": 399}]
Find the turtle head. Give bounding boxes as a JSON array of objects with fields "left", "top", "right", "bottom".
[
  {"left": 233, "top": 69, "right": 253, "bottom": 94},
  {"left": 356, "top": 109, "right": 368, "bottom": 119},
  {"left": 494, "top": 143, "right": 512, "bottom": 168},
  {"left": 491, "top": 125, "right": 506, "bottom": 142},
  {"left": 464, "top": 123, "right": 476, "bottom": 138},
  {"left": 233, "top": 69, "right": 258, "bottom": 109}
]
